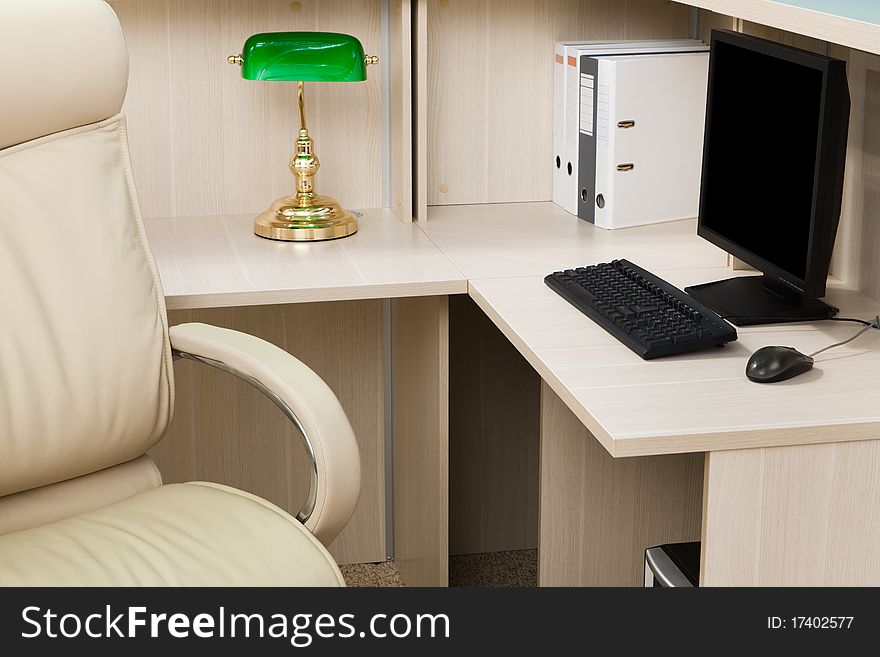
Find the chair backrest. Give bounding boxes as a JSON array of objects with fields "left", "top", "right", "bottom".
[{"left": 0, "top": 0, "right": 174, "bottom": 498}]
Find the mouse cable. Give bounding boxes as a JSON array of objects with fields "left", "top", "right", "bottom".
[
  {"left": 809, "top": 315, "right": 880, "bottom": 358},
  {"left": 720, "top": 314, "right": 880, "bottom": 327},
  {"left": 830, "top": 316, "right": 880, "bottom": 327}
]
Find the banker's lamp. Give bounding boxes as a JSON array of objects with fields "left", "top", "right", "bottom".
[{"left": 228, "top": 32, "right": 378, "bottom": 241}]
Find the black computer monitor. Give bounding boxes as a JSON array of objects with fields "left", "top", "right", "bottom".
[{"left": 684, "top": 30, "right": 851, "bottom": 326}]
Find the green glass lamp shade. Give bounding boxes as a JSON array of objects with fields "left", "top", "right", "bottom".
[{"left": 240, "top": 32, "right": 368, "bottom": 82}]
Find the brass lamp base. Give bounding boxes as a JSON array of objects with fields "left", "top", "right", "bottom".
[{"left": 253, "top": 193, "right": 358, "bottom": 242}]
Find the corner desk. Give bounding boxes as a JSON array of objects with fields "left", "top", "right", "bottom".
[{"left": 145, "top": 202, "right": 880, "bottom": 587}]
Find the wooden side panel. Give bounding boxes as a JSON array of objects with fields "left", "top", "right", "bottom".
[
  {"left": 389, "top": 0, "right": 414, "bottom": 221},
  {"left": 830, "top": 50, "right": 880, "bottom": 303},
  {"left": 426, "top": 0, "right": 691, "bottom": 206},
  {"left": 741, "top": 19, "right": 822, "bottom": 49},
  {"left": 698, "top": 10, "right": 736, "bottom": 41},
  {"left": 152, "top": 301, "right": 385, "bottom": 565},
  {"left": 449, "top": 295, "right": 540, "bottom": 555},
  {"left": 110, "top": 0, "right": 383, "bottom": 218},
  {"left": 413, "top": 0, "right": 429, "bottom": 222},
  {"left": 392, "top": 296, "right": 449, "bottom": 586},
  {"left": 539, "top": 382, "right": 703, "bottom": 586},
  {"left": 702, "top": 440, "right": 880, "bottom": 585},
  {"left": 743, "top": 23, "right": 880, "bottom": 303}
]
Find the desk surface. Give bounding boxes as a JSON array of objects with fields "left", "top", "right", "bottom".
[
  {"left": 470, "top": 272, "right": 880, "bottom": 457},
  {"left": 149, "top": 201, "right": 880, "bottom": 457},
  {"left": 145, "top": 209, "right": 467, "bottom": 309},
  {"left": 425, "top": 203, "right": 879, "bottom": 456}
]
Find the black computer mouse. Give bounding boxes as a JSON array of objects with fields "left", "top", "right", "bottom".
[{"left": 746, "top": 346, "right": 815, "bottom": 383}]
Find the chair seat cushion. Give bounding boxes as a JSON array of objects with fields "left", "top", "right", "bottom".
[{"left": 0, "top": 482, "right": 344, "bottom": 586}]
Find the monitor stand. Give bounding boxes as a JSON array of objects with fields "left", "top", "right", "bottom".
[{"left": 684, "top": 275, "right": 838, "bottom": 327}]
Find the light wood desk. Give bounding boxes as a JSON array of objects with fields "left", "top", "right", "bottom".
[
  {"left": 117, "top": 0, "right": 880, "bottom": 586},
  {"left": 147, "top": 203, "right": 880, "bottom": 585},
  {"left": 147, "top": 201, "right": 880, "bottom": 587},
  {"left": 425, "top": 202, "right": 880, "bottom": 586}
]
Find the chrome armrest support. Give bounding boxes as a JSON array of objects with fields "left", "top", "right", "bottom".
[{"left": 172, "top": 348, "right": 318, "bottom": 525}]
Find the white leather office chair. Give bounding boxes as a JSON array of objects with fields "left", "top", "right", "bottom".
[{"left": 0, "top": 0, "right": 360, "bottom": 586}]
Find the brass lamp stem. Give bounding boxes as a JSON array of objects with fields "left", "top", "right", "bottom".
[
  {"left": 297, "top": 80, "right": 307, "bottom": 132},
  {"left": 291, "top": 81, "right": 319, "bottom": 208}
]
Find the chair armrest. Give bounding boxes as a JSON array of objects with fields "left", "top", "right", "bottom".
[{"left": 168, "top": 322, "right": 360, "bottom": 547}]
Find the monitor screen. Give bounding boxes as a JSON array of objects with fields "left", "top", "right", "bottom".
[{"left": 699, "top": 38, "right": 824, "bottom": 282}]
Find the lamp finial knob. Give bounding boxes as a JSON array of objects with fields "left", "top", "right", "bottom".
[{"left": 227, "top": 54, "right": 243, "bottom": 65}]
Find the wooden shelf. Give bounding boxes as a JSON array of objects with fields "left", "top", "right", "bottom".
[
  {"left": 677, "top": 0, "right": 880, "bottom": 54},
  {"left": 421, "top": 202, "right": 728, "bottom": 280}
]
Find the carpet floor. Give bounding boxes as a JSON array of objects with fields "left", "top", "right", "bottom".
[
  {"left": 449, "top": 549, "right": 537, "bottom": 587},
  {"left": 340, "top": 561, "right": 405, "bottom": 587},
  {"left": 340, "top": 549, "right": 538, "bottom": 587}
]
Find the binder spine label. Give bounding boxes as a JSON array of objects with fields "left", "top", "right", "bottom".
[
  {"left": 579, "top": 74, "right": 595, "bottom": 136},
  {"left": 578, "top": 56, "right": 600, "bottom": 224}
]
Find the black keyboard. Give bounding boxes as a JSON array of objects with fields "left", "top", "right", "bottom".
[{"left": 545, "top": 259, "right": 737, "bottom": 359}]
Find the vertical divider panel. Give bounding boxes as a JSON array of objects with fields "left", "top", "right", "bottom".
[
  {"left": 829, "top": 49, "right": 880, "bottom": 301},
  {"left": 448, "top": 295, "right": 540, "bottom": 556},
  {"left": 413, "top": 0, "right": 429, "bottom": 221},
  {"left": 539, "top": 382, "right": 703, "bottom": 586},
  {"left": 392, "top": 296, "right": 449, "bottom": 586},
  {"left": 389, "top": 0, "right": 414, "bottom": 221}
]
